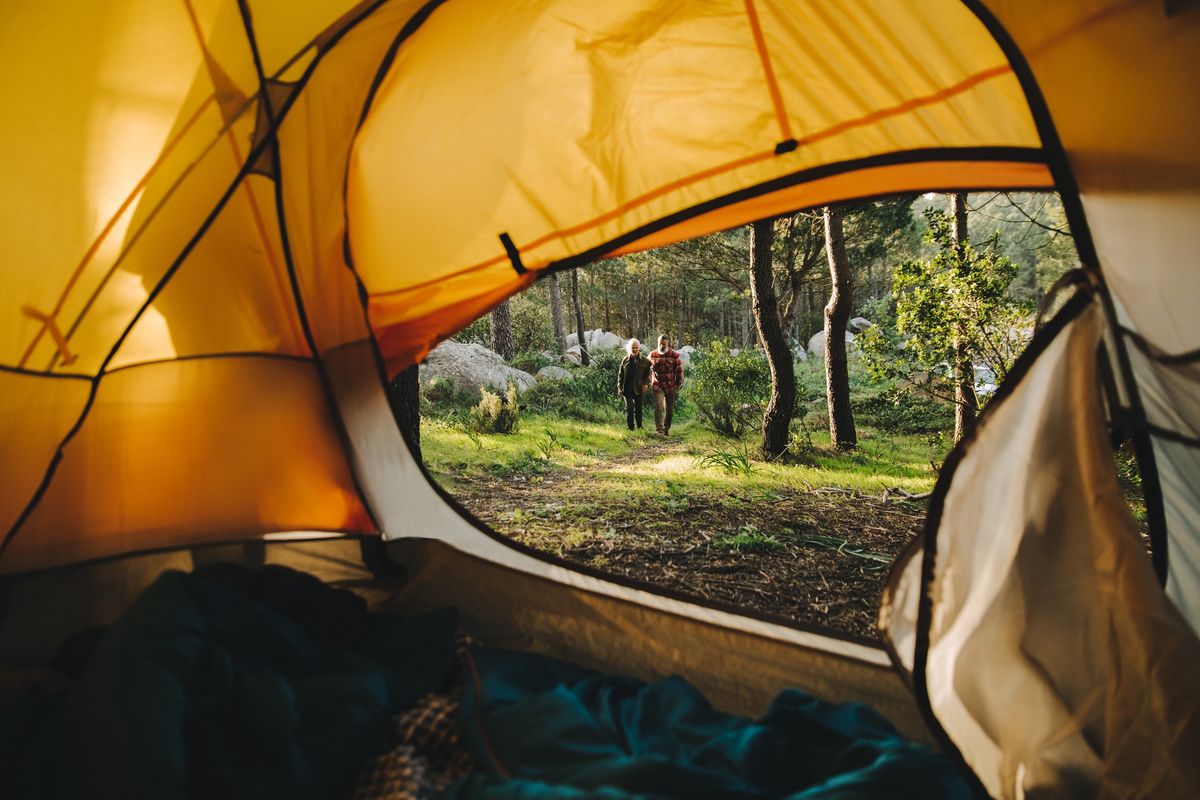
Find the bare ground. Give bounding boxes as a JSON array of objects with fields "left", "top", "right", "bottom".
[{"left": 440, "top": 435, "right": 928, "bottom": 643}]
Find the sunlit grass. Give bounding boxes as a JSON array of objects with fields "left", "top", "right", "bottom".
[{"left": 423, "top": 412, "right": 940, "bottom": 498}]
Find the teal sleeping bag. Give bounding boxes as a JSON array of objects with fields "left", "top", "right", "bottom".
[{"left": 452, "top": 646, "right": 972, "bottom": 799}]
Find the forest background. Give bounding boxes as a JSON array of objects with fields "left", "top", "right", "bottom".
[{"left": 402, "top": 192, "right": 1089, "bottom": 641}]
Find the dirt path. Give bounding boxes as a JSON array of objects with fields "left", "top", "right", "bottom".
[{"left": 442, "top": 433, "right": 926, "bottom": 643}]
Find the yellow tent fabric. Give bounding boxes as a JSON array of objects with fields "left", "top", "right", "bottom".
[
  {"left": 1, "top": 0, "right": 1051, "bottom": 569},
  {"left": 2, "top": 1, "right": 1200, "bottom": 795}
]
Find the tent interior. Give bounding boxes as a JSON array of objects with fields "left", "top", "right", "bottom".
[{"left": 2, "top": 0, "right": 1199, "bottom": 797}]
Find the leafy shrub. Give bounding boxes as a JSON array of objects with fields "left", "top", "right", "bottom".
[
  {"left": 455, "top": 316, "right": 491, "bottom": 347},
  {"left": 468, "top": 382, "right": 520, "bottom": 433},
  {"left": 687, "top": 340, "right": 770, "bottom": 436},
  {"left": 853, "top": 387, "right": 952, "bottom": 435},
  {"left": 520, "top": 375, "right": 618, "bottom": 423},
  {"left": 511, "top": 349, "right": 551, "bottom": 374},
  {"left": 511, "top": 294, "right": 559, "bottom": 353},
  {"left": 570, "top": 348, "right": 626, "bottom": 405},
  {"left": 421, "top": 376, "right": 476, "bottom": 416}
]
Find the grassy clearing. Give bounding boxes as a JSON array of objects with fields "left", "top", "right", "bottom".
[
  {"left": 422, "top": 411, "right": 940, "bottom": 500},
  {"left": 420, "top": 408, "right": 937, "bottom": 639}
]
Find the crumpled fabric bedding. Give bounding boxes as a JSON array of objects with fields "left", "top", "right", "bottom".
[
  {"left": 452, "top": 646, "right": 971, "bottom": 800},
  {"left": 0, "top": 565, "right": 970, "bottom": 799},
  {"left": 1, "top": 564, "right": 461, "bottom": 800}
]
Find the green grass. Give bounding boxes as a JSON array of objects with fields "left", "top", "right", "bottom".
[
  {"left": 422, "top": 410, "right": 941, "bottom": 500},
  {"left": 713, "top": 525, "right": 786, "bottom": 553}
]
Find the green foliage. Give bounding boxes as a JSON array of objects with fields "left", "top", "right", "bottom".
[
  {"left": 518, "top": 349, "right": 626, "bottom": 423},
  {"left": 694, "top": 445, "right": 755, "bottom": 475},
  {"left": 455, "top": 316, "right": 491, "bottom": 347},
  {"left": 536, "top": 430, "right": 561, "bottom": 460},
  {"left": 853, "top": 387, "right": 952, "bottom": 435},
  {"left": 468, "top": 382, "right": 521, "bottom": 434},
  {"left": 511, "top": 349, "right": 551, "bottom": 374},
  {"left": 1114, "top": 443, "right": 1142, "bottom": 491},
  {"left": 714, "top": 525, "right": 785, "bottom": 553},
  {"left": 511, "top": 293, "right": 559, "bottom": 353},
  {"left": 687, "top": 340, "right": 771, "bottom": 436},
  {"left": 572, "top": 348, "right": 626, "bottom": 405},
  {"left": 861, "top": 207, "right": 1034, "bottom": 412},
  {"left": 421, "top": 376, "right": 476, "bottom": 416}
]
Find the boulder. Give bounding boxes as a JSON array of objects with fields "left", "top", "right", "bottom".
[
  {"left": 563, "top": 345, "right": 584, "bottom": 366},
  {"left": 589, "top": 330, "right": 625, "bottom": 351},
  {"left": 848, "top": 317, "right": 873, "bottom": 333},
  {"left": 807, "top": 330, "right": 856, "bottom": 359},
  {"left": 536, "top": 365, "right": 573, "bottom": 382},
  {"left": 421, "top": 341, "right": 535, "bottom": 393}
]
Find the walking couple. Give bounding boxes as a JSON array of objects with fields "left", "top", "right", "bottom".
[{"left": 616, "top": 334, "right": 684, "bottom": 436}]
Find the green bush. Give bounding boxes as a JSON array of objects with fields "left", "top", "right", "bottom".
[
  {"left": 520, "top": 379, "right": 610, "bottom": 422},
  {"left": 511, "top": 294, "right": 559, "bottom": 353},
  {"left": 571, "top": 348, "right": 626, "bottom": 405},
  {"left": 511, "top": 349, "right": 552, "bottom": 374},
  {"left": 455, "top": 316, "right": 491, "bottom": 347},
  {"left": 686, "top": 340, "right": 770, "bottom": 436},
  {"left": 852, "top": 387, "right": 952, "bottom": 435},
  {"left": 468, "top": 382, "right": 520, "bottom": 433},
  {"left": 421, "top": 376, "right": 476, "bottom": 416}
]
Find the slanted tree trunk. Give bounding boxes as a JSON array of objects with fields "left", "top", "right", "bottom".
[
  {"left": 750, "top": 219, "right": 796, "bottom": 461},
  {"left": 546, "top": 272, "right": 567, "bottom": 352},
  {"left": 388, "top": 363, "right": 421, "bottom": 458},
  {"left": 951, "top": 192, "right": 978, "bottom": 443},
  {"left": 570, "top": 268, "right": 590, "bottom": 366},
  {"left": 823, "top": 205, "right": 857, "bottom": 450},
  {"left": 490, "top": 299, "right": 515, "bottom": 360}
]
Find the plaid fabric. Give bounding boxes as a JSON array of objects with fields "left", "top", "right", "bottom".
[
  {"left": 352, "top": 689, "right": 474, "bottom": 800},
  {"left": 649, "top": 347, "right": 683, "bottom": 394}
]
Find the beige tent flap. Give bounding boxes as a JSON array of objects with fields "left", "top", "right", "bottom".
[{"left": 882, "top": 297, "right": 1200, "bottom": 798}]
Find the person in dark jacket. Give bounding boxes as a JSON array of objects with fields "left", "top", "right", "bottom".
[
  {"left": 616, "top": 338, "right": 652, "bottom": 431},
  {"left": 649, "top": 334, "right": 684, "bottom": 436}
]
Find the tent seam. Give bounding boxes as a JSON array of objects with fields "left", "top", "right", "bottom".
[
  {"left": 234, "top": 0, "right": 382, "bottom": 534},
  {"left": 0, "top": 0, "right": 390, "bottom": 564}
]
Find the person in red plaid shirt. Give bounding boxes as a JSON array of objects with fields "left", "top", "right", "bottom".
[{"left": 648, "top": 334, "right": 683, "bottom": 436}]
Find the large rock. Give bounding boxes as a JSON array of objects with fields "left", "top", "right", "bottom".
[
  {"left": 422, "top": 341, "right": 535, "bottom": 393},
  {"left": 591, "top": 330, "right": 624, "bottom": 351},
  {"left": 566, "top": 328, "right": 624, "bottom": 353},
  {"left": 563, "top": 345, "right": 584, "bottom": 365},
  {"left": 807, "top": 330, "right": 857, "bottom": 359},
  {"left": 848, "top": 317, "right": 874, "bottom": 333},
  {"left": 536, "top": 365, "right": 573, "bottom": 381}
]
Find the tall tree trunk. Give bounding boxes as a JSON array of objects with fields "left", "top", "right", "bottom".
[
  {"left": 823, "top": 205, "right": 857, "bottom": 450},
  {"left": 951, "top": 192, "right": 978, "bottom": 443},
  {"left": 743, "top": 297, "right": 751, "bottom": 347},
  {"left": 546, "top": 272, "right": 567, "bottom": 352},
  {"left": 388, "top": 364, "right": 421, "bottom": 458},
  {"left": 603, "top": 272, "right": 612, "bottom": 330},
  {"left": 490, "top": 299, "right": 515, "bottom": 360},
  {"left": 750, "top": 220, "right": 796, "bottom": 461},
  {"left": 570, "top": 268, "right": 590, "bottom": 366}
]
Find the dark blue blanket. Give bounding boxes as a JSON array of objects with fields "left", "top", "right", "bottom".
[
  {"left": 1, "top": 565, "right": 970, "bottom": 799},
  {"left": 452, "top": 647, "right": 971, "bottom": 799},
  {"left": 3, "top": 565, "right": 459, "bottom": 800}
]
